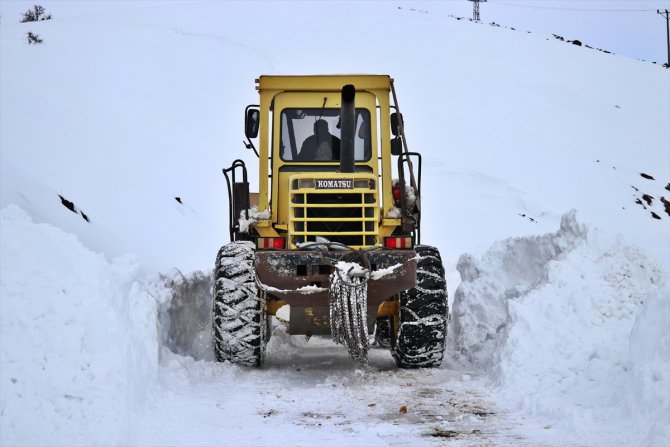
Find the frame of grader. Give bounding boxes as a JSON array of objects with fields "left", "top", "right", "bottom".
[{"left": 213, "top": 75, "right": 448, "bottom": 367}]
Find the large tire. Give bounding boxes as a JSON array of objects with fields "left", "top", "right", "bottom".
[
  {"left": 212, "top": 241, "right": 267, "bottom": 367},
  {"left": 392, "top": 245, "right": 449, "bottom": 368}
]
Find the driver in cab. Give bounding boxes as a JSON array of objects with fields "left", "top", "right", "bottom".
[{"left": 298, "top": 119, "right": 341, "bottom": 161}]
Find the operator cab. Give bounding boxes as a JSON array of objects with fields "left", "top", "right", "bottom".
[{"left": 280, "top": 108, "right": 372, "bottom": 162}]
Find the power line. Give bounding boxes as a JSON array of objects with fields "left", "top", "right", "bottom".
[{"left": 495, "top": 2, "right": 658, "bottom": 12}]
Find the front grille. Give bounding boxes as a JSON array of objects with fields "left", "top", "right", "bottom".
[{"left": 289, "top": 177, "right": 379, "bottom": 248}]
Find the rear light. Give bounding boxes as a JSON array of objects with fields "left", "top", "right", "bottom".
[
  {"left": 257, "top": 237, "right": 285, "bottom": 249},
  {"left": 392, "top": 185, "right": 402, "bottom": 206},
  {"left": 384, "top": 236, "right": 413, "bottom": 249}
]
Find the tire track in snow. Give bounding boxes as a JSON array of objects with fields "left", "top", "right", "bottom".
[{"left": 148, "top": 289, "right": 544, "bottom": 446}]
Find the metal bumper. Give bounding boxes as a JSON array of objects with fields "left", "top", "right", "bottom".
[{"left": 254, "top": 249, "right": 417, "bottom": 307}]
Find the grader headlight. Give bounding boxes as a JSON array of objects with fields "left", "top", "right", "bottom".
[{"left": 298, "top": 179, "right": 316, "bottom": 189}]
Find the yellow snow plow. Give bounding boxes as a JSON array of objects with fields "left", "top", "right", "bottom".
[{"left": 213, "top": 75, "right": 448, "bottom": 367}]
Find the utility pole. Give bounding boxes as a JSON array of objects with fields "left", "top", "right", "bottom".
[
  {"left": 656, "top": 9, "right": 670, "bottom": 68},
  {"left": 469, "top": 0, "right": 487, "bottom": 22},
  {"left": 658, "top": 9, "right": 670, "bottom": 67}
]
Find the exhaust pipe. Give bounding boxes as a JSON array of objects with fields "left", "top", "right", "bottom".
[{"left": 340, "top": 84, "right": 356, "bottom": 173}]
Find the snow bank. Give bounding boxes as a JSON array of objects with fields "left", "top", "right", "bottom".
[
  {"left": 626, "top": 287, "right": 670, "bottom": 445},
  {"left": 157, "top": 269, "right": 213, "bottom": 361},
  {"left": 0, "top": 205, "right": 162, "bottom": 445},
  {"left": 449, "top": 210, "right": 668, "bottom": 446}
]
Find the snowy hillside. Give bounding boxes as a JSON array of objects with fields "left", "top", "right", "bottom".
[
  {"left": 1, "top": 2, "right": 669, "bottom": 446},
  {"left": 2, "top": 1, "right": 668, "bottom": 275}
]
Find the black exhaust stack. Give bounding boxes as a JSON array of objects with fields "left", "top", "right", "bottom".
[{"left": 340, "top": 84, "right": 356, "bottom": 173}]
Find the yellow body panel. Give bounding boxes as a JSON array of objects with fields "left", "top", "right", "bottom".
[
  {"left": 377, "top": 298, "right": 398, "bottom": 318},
  {"left": 267, "top": 299, "right": 287, "bottom": 316},
  {"left": 272, "top": 91, "right": 379, "bottom": 227},
  {"left": 287, "top": 172, "right": 379, "bottom": 249},
  {"left": 253, "top": 75, "right": 400, "bottom": 246},
  {"left": 257, "top": 75, "right": 391, "bottom": 93},
  {"left": 377, "top": 297, "right": 400, "bottom": 338}
]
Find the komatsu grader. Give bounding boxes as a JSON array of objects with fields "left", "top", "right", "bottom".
[{"left": 213, "top": 75, "right": 448, "bottom": 368}]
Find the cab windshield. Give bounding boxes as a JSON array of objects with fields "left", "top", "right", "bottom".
[{"left": 280, "top": 108, "right": 371, "bottom": 162}]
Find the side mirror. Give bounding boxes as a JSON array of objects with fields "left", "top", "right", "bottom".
[
  {"left": 391, "top": 137, "right": 403, "bottom": 156},
  {"left": 390, "top": 112, "right": 404, "bottom": 137},
  {"left": 245, "top": 108, "right": 260, "bottom": 139}
]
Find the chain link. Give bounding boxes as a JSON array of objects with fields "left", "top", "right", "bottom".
[{"left": 329, "top": 266, "right": 369, "bottom": 364}]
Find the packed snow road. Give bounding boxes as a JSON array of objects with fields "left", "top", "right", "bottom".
[
  {"left": 150, "top": 269, "right": 535, "bottom": 446},
  {"left": 138, "top": 327, "right": 535, "bottom": 447}
]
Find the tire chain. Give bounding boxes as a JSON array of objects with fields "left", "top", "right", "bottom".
[
  {"left": 391, "top": 245, "right": 449, "bottom": 368},
  {"left": 329, "top": 269, "right": 369, "bottom": 365},
  {"left": 212, "top": 241, "right": 266, "bottom": 367}
]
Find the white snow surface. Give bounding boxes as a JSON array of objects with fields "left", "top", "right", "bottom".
[
  {"left": 1, "top": 1, "right": 669, "bottom": 446},
  {"left": 449, "top": 210, "right": 669, "bottom": 445},
  {"left": 0, "top": 206, "right": 161, "bottom": 445},
  {"left": 334, "top": 260, "right": 370, "bottom": 278},
  {"left": 238, "top": 206, "right": 271, "bottom": 234}
]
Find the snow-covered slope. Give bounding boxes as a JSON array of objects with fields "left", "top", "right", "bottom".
[
  {"left": 450, "top": 210, "right": 669, "bottom": 445},
  {"left": 1, "top": 2, "right": 668, "bottom": 446},
  {"left": 1, "top": 2, "right": 668, "bottom": 275}
]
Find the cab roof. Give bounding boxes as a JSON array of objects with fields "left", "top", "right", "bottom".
[{"left": 256, "top": 75, "right": 392, "bottom": 92}]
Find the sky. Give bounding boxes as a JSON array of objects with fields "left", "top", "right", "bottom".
[{"left": 1, "top": 0, "right": 669, "bottom": 64}]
